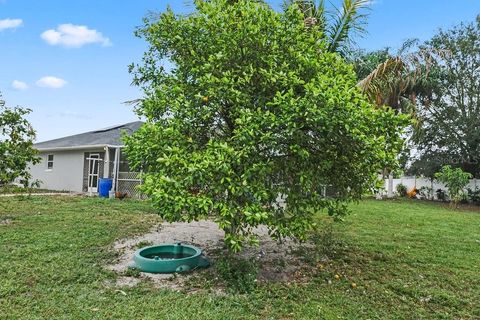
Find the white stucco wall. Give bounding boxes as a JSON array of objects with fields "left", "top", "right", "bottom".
[{"left": 29, "top": 150, "right": 86, "bottom": 192}]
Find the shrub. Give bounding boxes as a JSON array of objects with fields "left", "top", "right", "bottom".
[
  {"left": 436, "top": 189, "right": 447, "bottom": 201},
  {"left": 435, "top": 165, "right": 472, "bottom": 207},
  {"left": 396, "top": 184, "right": 408, "bottom": 197},
  {"left": 467, "top": 188, "right": 480, "bottom": 205},
  {"left": 418, "top": 186, "right": 433, "bottom": 200},
  {"left": 460, "top": 191, "right": 469, "bottom": 204}
]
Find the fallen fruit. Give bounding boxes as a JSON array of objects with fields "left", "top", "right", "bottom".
[{"left": 334, "top": 274, "right": 340, "bottom": 280}]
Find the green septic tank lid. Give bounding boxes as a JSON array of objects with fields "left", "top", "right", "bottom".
[{"left": 131, "top": 243, "right": 209, "bottom": 273}]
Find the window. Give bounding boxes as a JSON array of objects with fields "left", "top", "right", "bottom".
[{"left": 47, "top": 154, "right": 54, "bottom": 170}]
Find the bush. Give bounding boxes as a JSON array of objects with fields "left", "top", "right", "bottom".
[
  {"left": 435, "top": 165, "right": 472, "bottom": 207},
  {"left": 467, "top": 188, "right": 480, "bottom": 205},
  {"left": 460, "top": 191, "right": 469, "bottom": 204},
  {"left": 418, "top": 186, "right": 433, "bottom": 200},
  {"left": 436, "top": 189, "right": 447, "bottom": 201},
  {"left": 396, "top": 184, "right": 408, "bottom": 197}
]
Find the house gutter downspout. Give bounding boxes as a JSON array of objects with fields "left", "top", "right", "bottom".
[
  {"left": 112, "top": 147, "right": 121, "bottom": 193},
  {"left": 103, "top": 146, "right": 110, "bottom": 179}
]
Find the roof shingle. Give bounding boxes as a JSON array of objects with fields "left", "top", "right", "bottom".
[{"left": 34, "top": 121, "right": 143, "bottom": 150}]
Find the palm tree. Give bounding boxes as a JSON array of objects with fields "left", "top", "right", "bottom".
[
  {"left": 355, "top": 39, "right": 441, "bottom": 114},
  {"left": 287, "top": 2, "right": 438, "bottom": 113},
  {"left": 287, "top": 0, "right": 371, "bottom": 56}
]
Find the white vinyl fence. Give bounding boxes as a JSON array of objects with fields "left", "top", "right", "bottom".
[{"left": 383, "top": 176, "right": 479, "bottom": 200}]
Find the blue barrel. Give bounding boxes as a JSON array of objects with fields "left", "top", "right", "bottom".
[{"left": 98, "top": 178, "right": 113, "bottom": 198}]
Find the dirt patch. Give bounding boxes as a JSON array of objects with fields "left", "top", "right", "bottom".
[
  {"left": 0, "top": 217, "right": 13, "bottom": 226},
  {"left": 107, "top": 220, "right": 314, "bottom": 289}
]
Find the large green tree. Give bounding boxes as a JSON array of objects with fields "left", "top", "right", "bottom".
[
  {"left": 125, "top": 0, "right": 406, "bottom": 251},
  {"left": 408, "top": 16, "right": 480, "bottom": 178},
  {"left": 0, "top": 95, "right": 40, "bottom": 186}
]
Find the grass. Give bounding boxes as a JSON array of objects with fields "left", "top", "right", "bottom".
[
  {"left": 0, "top": 196, "right": 479, "bottom": 319},
  {"left": 0, "top": 185, "right": 69, "bottom": 194}
]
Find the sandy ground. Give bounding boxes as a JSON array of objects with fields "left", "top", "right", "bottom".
[{"left": 107, "top": 220, "right": 312, "bottom": 289}]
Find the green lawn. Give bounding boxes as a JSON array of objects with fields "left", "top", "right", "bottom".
[
  {"left": 0, "top": 186, "right": 69, "bottom": 194},
  {"left": 0, "top": 196, "right": 479, "bottom": 319}
]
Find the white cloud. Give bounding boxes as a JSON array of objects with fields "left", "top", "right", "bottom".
[
  {"left": 11, "top": 80, "right": 28, "bottom": 90},
  {"left": 0, "top": 18, "right": 23, "bottom": 31},
  {"left": 36, "top": 76, "right": 67, "bottom": 89},
  {"left": 40, "top": 24, "right": 111, "bottom": 48}
]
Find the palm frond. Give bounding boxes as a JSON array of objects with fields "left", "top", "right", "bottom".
[
  {"left": 397, "top": 38, "right": 419, "bottom": 56},
  {"left": 357, "top": 57, "right": 405, "bottom": 93},
  {"left": 289, "top": 0, "right": 326, "bottom": 29},
  {"left": 327, "top": 0, "right": 370, "bottom": 54},
  {"left": 358, "top": 40, "right": 448, "bottom": 111},
  {"left": 123, "top": 98, "right": 144, "bottom": 107}
]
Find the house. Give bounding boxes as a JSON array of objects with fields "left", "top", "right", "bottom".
[{"left": 29, "top": 121, "right": 143, "bottom": 195}]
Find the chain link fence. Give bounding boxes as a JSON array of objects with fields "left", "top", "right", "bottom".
[{"left": 117, "top": 171, "right": 145, "bottom": 199}]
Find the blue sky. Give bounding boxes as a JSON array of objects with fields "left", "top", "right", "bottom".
[{"left": 1, "top": 0, "right": 479, "bottom": 142}]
